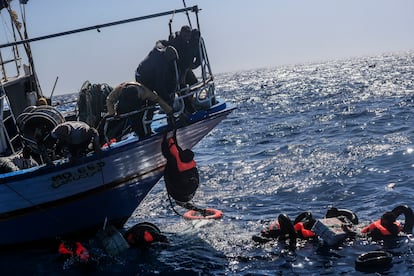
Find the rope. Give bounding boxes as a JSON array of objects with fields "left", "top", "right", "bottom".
[{"left": 167, "top": 191, "right": 184, "bottom": 216}]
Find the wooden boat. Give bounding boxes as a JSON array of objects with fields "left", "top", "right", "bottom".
[{"left": 0, "top": 2, "right": 234, "bottom": 246}]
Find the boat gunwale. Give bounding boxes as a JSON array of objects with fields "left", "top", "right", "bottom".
[{"left": 0, "top": 102, "right": 235, "bottom": 183}]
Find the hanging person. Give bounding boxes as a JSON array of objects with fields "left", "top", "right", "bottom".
[{"left": 161, "top": 130, "right": 202, "bottom": 212}]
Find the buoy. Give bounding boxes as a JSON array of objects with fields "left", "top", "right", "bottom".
[
  {"left": 355, "top": 251, "right": 392, "bottom": 271},
  {"left": 183, "top": 208, "right": 223, "bottom": 220}
]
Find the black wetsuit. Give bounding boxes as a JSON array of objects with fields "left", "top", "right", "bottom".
[
  {"left": 135, "top": 45, "right": 177, "bottom": 107},
  {"left": 168, "top": 30, "right": 201, "bottom": 86}
]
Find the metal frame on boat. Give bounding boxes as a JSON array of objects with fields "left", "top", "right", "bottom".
[{"left": 0, "top": 2, "right": 235, "bottom": 246}]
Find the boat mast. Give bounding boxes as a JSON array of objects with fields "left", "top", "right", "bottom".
[{"left": 0, "top": 1, "right": 42, "bottom": 95}]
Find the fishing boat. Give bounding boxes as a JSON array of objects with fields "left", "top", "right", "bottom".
[{"left": 0, "top": 1, "right": 234, "bottom": 247}]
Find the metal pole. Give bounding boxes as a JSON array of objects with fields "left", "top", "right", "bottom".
[{"left": 0, "top": 6, "right": 198, "bottom": 49}]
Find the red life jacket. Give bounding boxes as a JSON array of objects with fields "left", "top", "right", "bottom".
[
  {"left": 265, "top": 221, "right": 316, "bottom": 239},
  {"left": 58, "top": 242, "right": 73, "bottom": 255},
  {"left": 75, "top": 242, "right": 90, "bottom": 262},
  {"left": 58, "top": 241, "right": 90, "bottom": 262},
  {"left": 361, "top": 220, "right": 401, "bottom": 236},
  {"left": 294, "top": 222, "right": 316, "bottom": 238},
  {"left": 168, "top": 138, "right": 196, "bottom": 172}
]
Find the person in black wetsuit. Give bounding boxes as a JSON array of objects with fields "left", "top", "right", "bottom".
[
  {"left": 135, "top": 43, "right": 179, "bottom": 108},
  {"left": 168, "top": 25, "right": 201, "bottom": 87}
]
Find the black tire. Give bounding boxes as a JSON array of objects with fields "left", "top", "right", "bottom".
[{"left": 355, "top": 251, "right": 392, "bottom": 271}]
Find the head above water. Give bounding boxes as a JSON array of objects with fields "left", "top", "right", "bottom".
[{"left": 381, "top": 211, "right": 396, "bottom": 226}]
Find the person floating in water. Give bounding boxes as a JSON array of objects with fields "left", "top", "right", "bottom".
[
  {"left": 161, "top": 130, "right": 206, "bottom": 215},
  {"left": 361, "top": 205, "right": 414, "bottom": 239},
  {"left": 253, "top": 205, "right": 414, "bottom": 248}
]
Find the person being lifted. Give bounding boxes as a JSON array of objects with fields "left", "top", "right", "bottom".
[{"left": 161, "top": 130, "right": 205, "bottom": 214}]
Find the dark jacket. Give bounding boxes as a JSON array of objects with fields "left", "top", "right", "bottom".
[
  {"left": 168, "top": 29, "right": 201, "bottom": 86},
  {"left": 135, "top": 44, "right": 178, "bottom": 107}
]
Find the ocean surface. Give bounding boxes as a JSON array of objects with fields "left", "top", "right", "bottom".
[{"left": 2, "top": 51, "right": 414, "bottom": 275}]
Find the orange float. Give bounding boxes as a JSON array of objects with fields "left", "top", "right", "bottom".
[{"left": 183, "top": 208, "right": 223, "bottom": 220}]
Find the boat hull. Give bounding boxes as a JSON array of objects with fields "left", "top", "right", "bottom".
[{"left": 0, "top": 103, "right": 234, "bottom": 246}]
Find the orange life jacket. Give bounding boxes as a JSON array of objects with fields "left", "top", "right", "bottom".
[
  {"left": 294, "top": 222, "right": 316, "bottom": 238},
  {"left": 361, "top": 219, "right": 401, "bottom": 236},
  {"left": 168, "top": 138, "right": 196, "bottom": 172},
  {"left": 265, "top": 221, "right": 316, "bottom": 239}
]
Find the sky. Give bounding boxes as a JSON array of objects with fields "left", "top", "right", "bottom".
[{"left": 1, "top": 0, "right": 414, "bottom": 96}]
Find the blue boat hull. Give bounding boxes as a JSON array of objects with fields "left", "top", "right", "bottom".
[
  {"left": 0, "top": 102, "right": 235, "bottom": 246},
  {"left": 0, "top": 169, "right": 163, "bottom": 246}
]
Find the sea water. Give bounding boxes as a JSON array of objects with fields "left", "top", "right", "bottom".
[{"left": 1, "top": 51, "right": 414, "bottom": 275}]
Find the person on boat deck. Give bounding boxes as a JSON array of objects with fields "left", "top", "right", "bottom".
[
  {"left": 10, "top": 146, "right": 38, "bottom": 169},
  {"left": 167, "top": 25, "right": 201, "bottom": 87},
  {"left": 161, "top": 131, "right": 201, "bottom": 212},
  {"left": 135, "top": 43, "right": 179, "bottom": 108},
  {"left": 51, "top": 121, "right": 101, "bottom": 160},
  {"left": 105, "top": 81, "right": 173, "bottom": 138},
  {"left": 165, "top": 26, "right": 201, "bottom": 114}
]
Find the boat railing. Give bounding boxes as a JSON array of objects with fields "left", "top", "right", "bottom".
[
  {"left": 101, "top": 105, "right": 163, "bottom": 145},
  {"left": 100, "top": 77, "right": 216, "bottom": 144},
  {"left": 173, "top": 77, "right": 215, "bottom": 114}
]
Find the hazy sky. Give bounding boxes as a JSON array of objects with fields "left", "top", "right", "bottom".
[{"left": 2, "top": 0, "right": 414, "bottom": 95}]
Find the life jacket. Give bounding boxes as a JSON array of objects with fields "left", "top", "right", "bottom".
[
  {"left": 361, "top": 220, "right": 402, "bottom": 236},
  {"left": 294, "top": 222, "right": 316, "bottom": 238},
  {"left": 262, "top": 220, "right": 316, "bottom": 239},
  {"left": 58, "top": 241, "right": 90, "bottom": 262},
  {"left": 168, "top": 138, "right": 196, "bottom": 172}
]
